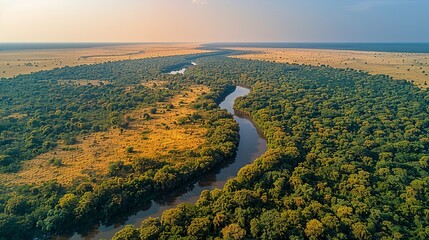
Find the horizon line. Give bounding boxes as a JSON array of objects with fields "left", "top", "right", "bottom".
[{"left": 1, "top": 41, "right": 429, "bottom": 44}]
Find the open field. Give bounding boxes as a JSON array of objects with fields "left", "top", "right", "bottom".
[
  {"left": 0, "top": 85, "right": 209, "bottom": 186},
  {"left": 231, "top": 48, "right": 429, "bottom": 88},
  {"left": 0, "top": 43, "right": 208, "bottom": 78}
]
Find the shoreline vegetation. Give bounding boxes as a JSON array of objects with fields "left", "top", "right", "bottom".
[
  {"left": 76, "top": 85, "right": 267, "bottom": 239},
  {"left": 0, "top": 53, "right": 240, "bottom": 238},
  {"left": 113, "top": 54, "right": 429, "bottom": 240},
  {"left": 1, "top": 46, "right": 429, "bottom": 239}
]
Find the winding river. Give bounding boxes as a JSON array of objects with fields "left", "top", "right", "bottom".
[{"left": 71, "top": 86, "right": 267, "bottom": 240}]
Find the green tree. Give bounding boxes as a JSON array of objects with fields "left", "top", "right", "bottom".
[
  {"left": 305, "top": 219, "right": 324, "bottom": 240},
  {"left": 112, "top": 225, "right": 140, "bottom": 240},
  {"left": 187, "top": 217, "right": 211, "bottom": 238},
  {"left": 221, "top": 223, "right": 246, "bottom": 240},
  {"left": 140, "top": 217, "right": 161, "bottom": 240}
]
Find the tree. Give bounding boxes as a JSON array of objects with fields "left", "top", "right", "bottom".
[
  {"left": 0, "top": 155, "right": 12, "bottom": 166},
  {"left": 352, "top": 222, "right": 370, "bottom": 240},
  {"left": 221, "top": 224, "right": 246, "bottom": 240},
  {"left": 126, "top": 146, "right": 134, "bottom": 153},
  {"left": 140, "top": 217, "right": 161, "bottom": 240},
  {"left": 4, "top": 196, "right": 29, "bottom": 215},
  {"left": 305, "top": 219, "right": 324, "bottom": 240},
  {"left": 112, "top": 225, "right": 140, "bottom": 240},
  {"left": 161, "top": 204, "right": 187, "bottom": 226},
  {"left": 187, "top": 217, "right": 211, "bottom": 238},
  {"left": 58, "top": 193, "right": 78, "bottom": 210}
]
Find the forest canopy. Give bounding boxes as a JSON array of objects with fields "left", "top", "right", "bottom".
[
  {"left": 114, "top": 56, "right": 429, "bottom": 239},
  {"left": 1, "top": 51, "right": 429, "bottom": 239}
]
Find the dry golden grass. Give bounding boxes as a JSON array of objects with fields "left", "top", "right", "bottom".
[
  {"left": 231, "top": 48, "right": 429, "bottom": 88},
  {"left": 58, "top": 79, "right": 110, "bottom": 86},
  {"left": 141, "top": 80, "right": 168, "bottom": 89},
  {"left": 0, "top": 85, "right": 210, "bottom": 187},
  {"left": 3, "top": 113, "right": 28, "bottom": 120},
  {"left": 0, "top": 43, "right": 208, "bottom": 78}
]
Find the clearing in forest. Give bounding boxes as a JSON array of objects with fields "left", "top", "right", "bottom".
[{"left": 0, "top": 85, "right": 209, "bottom": 186}]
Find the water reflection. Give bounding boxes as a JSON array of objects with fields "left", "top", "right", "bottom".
[{"left": 72, "top": 86, "right": 267, "bottom": 239}]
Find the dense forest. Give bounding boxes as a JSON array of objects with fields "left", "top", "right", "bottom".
[
  {"left": 0, "top": 53, "right": 229, "bottom": 172},
  {"left": 0, "top": 53, "right": 240, "bottom": 239},
  {"left": 114, "top": 57, "right": 429, "bottom": 239},
  {"left": 2, "top": 50, "right": 429, "bottom": 239}
]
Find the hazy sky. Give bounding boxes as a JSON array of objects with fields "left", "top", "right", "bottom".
[{"left": 0, "top": 0, "right": 428, "bottom": 42}]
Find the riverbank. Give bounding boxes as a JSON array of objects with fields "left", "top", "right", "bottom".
[{"left": 71, "top": 86, "right": 267, "bottom": 239}]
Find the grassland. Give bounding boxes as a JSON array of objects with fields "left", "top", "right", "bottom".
[
  {"left": 57, "top": 79, "right": 110, "bottom": 86},
  {"left": 0, "top": 85, "right": 209, "bottom": 186},
  {"left": 231, "top": 48, "right": 429, "bottom": 88},
  {"left": 0, "top": 43, "right": 208, "bottom": 78}
]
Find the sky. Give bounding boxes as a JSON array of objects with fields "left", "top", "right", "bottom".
[{"left": 0, "top": 0, "right": 428, "bottom": 42}]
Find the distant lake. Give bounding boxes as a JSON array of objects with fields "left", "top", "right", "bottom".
[{"left": 204, "top": 42, "right": 429, "bottom": 53}]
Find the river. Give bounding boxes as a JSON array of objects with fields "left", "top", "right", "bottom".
[
  {"left": 168, "top": 62, "right": 197, "bottom": 75},
  {"left": 71, "top": 86, "right": 267, "bottom": 240}
]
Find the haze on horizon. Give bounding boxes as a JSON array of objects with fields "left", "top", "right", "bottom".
[{"left": 0, "top": 0, "right": 428, "bottom": 43}]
